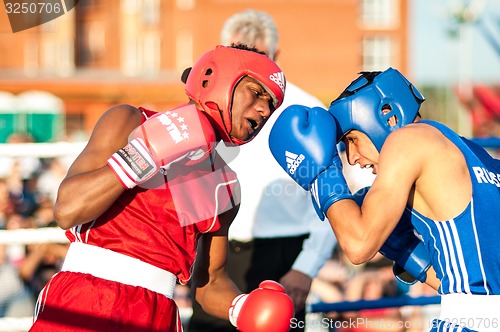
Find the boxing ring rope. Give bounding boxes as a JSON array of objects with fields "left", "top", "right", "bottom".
[
  {"left": 0, "top": 139, "right": 498, "bottom": 331},
  {"left": 0, "top": 295, "right": 442, "bottom": 331},
  {"left": 0, "top": 228, "right": 67, "bottom": 245},
  {"left": 0, "top": 139, "right": 498, "bottom": 158},
  {"left": 0, "top": 142, "right": 86, "bottom": 158},
  {"left": 308, "top": 295, "right": 441, "bottom": 314},
  {"left": 469, "top": 137, "right": 500, "bottom": 149},
  {"left": 0, "top": 318, "right": 33, "bottom": 332}
]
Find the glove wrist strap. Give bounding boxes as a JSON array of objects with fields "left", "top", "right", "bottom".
[
  {"left": 310, "top": 163, "right": 351, "bottom": 220},
  {"left": 228, "top": 294, "right": 248, "bottom": 327},
  {"left": 107, "top": 138, "right": 157, "bottom": 189}
]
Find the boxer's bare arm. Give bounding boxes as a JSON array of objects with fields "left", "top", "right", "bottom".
[
  {"left": 191, "top": 205, "right": 241, "bottom": 319},
  {"left": 54, "top": 104, "right": 142, "bottom": 229},
  {"left": 327, "top": 123, "right": 471, "bottom": 264},
  {"left": 326, "top": 128, "right": 422, "bottom": 263}
]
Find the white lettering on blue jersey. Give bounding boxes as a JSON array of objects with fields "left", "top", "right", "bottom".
[{"left": 472, "top": 166, "right": 500, "bottom": 187}]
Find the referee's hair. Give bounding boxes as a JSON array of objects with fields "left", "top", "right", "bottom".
[{"left": 220, "top": 9, "right": 279, "bottom": 61}]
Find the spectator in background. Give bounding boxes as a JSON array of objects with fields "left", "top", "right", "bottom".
[
  {"left": 32, "top": 198, "right": 57, "bottom": 228},
  {"left": 188, "top": 10, "right": 337, "bottom": 332},
  {"left": 308, "top": 246, "right": 355, "bottom": 318},
  {"left": 173, "top": 284, "right": 193, "bottom": 330},
  {"left": 4, "top": 213, "right": 30, "bottom": 268},
  {"left": 19, "top": 241, "right": 68, "bottom": 304},
  {"left": 0, "top": 150, "right": 70, "bottom": 316},
  {"left": 0, "top": 244, "right": 34, "bottom": 318},
  {"left": 1, "top": 145, "right": 41, "bottom": 218},
  {"left": 0, "top": 179, "right": 16, "bottom": 229},
  {"left": 0, "top": 133, "right": 41, "bottom": 181},
  {"left": 403, "top": 280, "right": 441, "bottom": 332},
  {"left": 338, "top": 256, "right": 404, "bottom": 332},
  {"left": 36, "top": 158, "right": 68, "bottom": 205}
]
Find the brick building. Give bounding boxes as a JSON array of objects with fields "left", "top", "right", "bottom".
[{"left": 0, "top": 0, "right": 410, "bottom": 140}]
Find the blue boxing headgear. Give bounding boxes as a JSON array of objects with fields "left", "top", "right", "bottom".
[{"left": 328, "top": 68, "right": 425, "bottom": 152}]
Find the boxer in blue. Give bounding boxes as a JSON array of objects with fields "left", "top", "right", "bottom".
[{"left": 269, "top": 68, "right": 500, "bottom": 332}]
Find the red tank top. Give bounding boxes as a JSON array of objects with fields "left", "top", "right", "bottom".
[{"left": 65, "top": 107, "right": 240, "bottom": 284}]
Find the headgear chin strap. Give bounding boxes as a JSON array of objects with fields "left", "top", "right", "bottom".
[
  {"left": 328, "top": 67, "right": 425, "bottom": 152},
  {"left": 183, "top": 45, "right": 286, "bottom": 146}
]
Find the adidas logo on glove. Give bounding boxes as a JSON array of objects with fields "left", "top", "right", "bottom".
[{"left": 285, "top": 150, "right": 305, "bottom": 175}]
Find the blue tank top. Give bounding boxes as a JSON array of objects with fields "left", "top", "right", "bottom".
[{"left": 408, "top": 120, "right": 500, "bottom": 295}]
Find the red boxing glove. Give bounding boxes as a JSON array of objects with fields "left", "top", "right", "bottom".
[
  {"left": 229, "top": 280, "right": 294, "bottom": 332},
  {"left": 107, "top": 104, "right": 216, "bottom": 188}
]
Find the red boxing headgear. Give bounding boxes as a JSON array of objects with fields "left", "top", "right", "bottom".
[{"left": 183, "top": 45, "right": 286, "bottom": 145}]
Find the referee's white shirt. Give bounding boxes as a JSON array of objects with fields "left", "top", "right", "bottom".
[{"left": 226, "top": 82, "right": 337, "bottom": 278}]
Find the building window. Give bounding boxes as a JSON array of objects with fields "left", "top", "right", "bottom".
[
  {"left": 143, "top": 0, "right": 160, "bottom": 26},
  {"left": 361, "top": 0, "right": 398, "bottom": 28},
  {"left": 176, "top": 0, "right": 195, "bottom": 11},
  {"left": 122, "top": 35, "right": 141, "bottom": 76},
  {"left": 36, "top": 11, "right": 75, "bottom": 75},
  {"left": 362, "top": 36, "right": 393, "bottom": 71},
  {"left": 176, "top": 30, "right": 193, "bottom": 72},
  {"left": 75, "top": 3, "right": 105, "bottom": 69},
  {"left": 121, "top": 33, "right": 161, "bottom": 76},
  {"left": 120, "top": 0, "right": 161, "bottom": 76},
  {"left": 79, "top": 0, "right": 97, "bottom": 9},
  {"left": 143, "top": 32, "right": 161, "bottom": 76},
  {"left": 122, "top": 0, "right": 140, "bottom": 13}
]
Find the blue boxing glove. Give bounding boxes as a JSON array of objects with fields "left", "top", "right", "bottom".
[
  {"left": 353, "top": 187, "right": 431, "bottom": 284},
  {"left": 269, "top": 105, "right": 352, "bottom": 220}
]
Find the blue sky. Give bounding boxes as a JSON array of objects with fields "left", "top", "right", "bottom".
[{"left": 410, "top": 0, "right": 500, "bottom": 85}]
